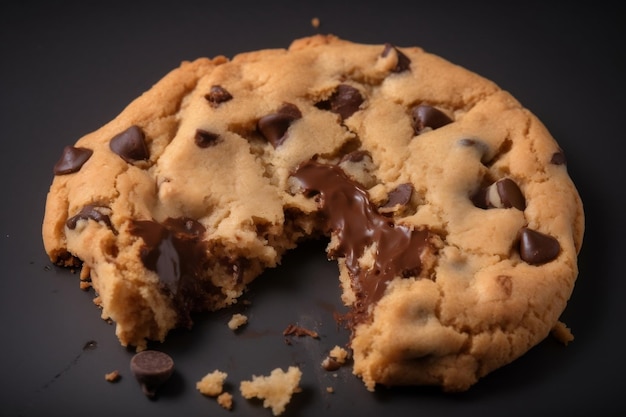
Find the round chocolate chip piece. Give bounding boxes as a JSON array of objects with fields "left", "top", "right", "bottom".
[{"left": 130, "top": 350, "right": 174, "bottom": 399}]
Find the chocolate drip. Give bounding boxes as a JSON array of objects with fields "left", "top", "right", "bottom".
[
  {"left": 130, "top": 218, "right": 216, "bottom": 327},
  {"left": 292, "top": 160, "right": 434, "bottom": 322}
]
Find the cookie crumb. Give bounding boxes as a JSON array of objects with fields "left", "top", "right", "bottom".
[
  {"left": 551, "top": 321, "right": 574, "bottom": 345},
  {"left": 105, "top": 370, "right": 120, "bottom": 382},
  {"left": 326, "top": 386, "right": 334, "bottom": 393},
  {"left": 79, "top": 281, "right": 92, "bottom": 290},
  {"left": 217, "top": 392, "right": 233, "bottom": 410},
  {"left": 197, "top": 370, "right": 228, "bottom": 397},
  {"left": 311, "top": 17, "right": 320, "bottom": 28},
  {"left": 80, "top": 265, "right": 91, "bottom": 280},
  {"left": 322, "top": 345, "right": 349, "bottom": 371},
  {"left": 240, "top": 366, "right": 302, "bottom": 416},
  {"left": 228, "top": 313, "right": 248, "bottom": 330}
]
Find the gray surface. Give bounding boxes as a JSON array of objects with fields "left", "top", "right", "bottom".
[{"left": 1, "top": 1, "right": 623, "bottom": 416}]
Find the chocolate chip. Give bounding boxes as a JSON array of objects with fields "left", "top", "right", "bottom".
[
  {"left": 519, "top": 227, "right": 560, "bottom": 265},
  {"left": 471, "top": 187, "right": 489, "bottom": 209},
  {"left": 473, "top": 178, "right": 525, "bottom": 210},
  {"left": 381, "top": 43, "right": 411, "bottom": 72},
  {"left": 109, "top": 125, "right": 149, "bottom": 163},
  {"left": 205, "top": 85, "right": 232, "bottom": 107},
  {"left": 130, "top": 350, "right": 174, "bottom": 399},
  {"left": 411, "top": 104, "right": 453, "bottom": 134},
  {"left": 66, "top": 205, "right": 113, "bottom": 231},
  {"left": 316, "top": 84, "right": 364, "bottom": 120},
  {"left": 381, "top": 183, "right": 413, "bottom": 209},
  {"left": 194, "top": 129, "right": 221, "bottom": 148},
  {"left": 257, "top": 103, "right": 302, "bottom": 148},
  {"left": 490, "top": 178, "right": 525, "bottom": 210},
  {"left": 551, "top": 150, "right": 567, "bottom": 165},
  {"left": 53, "top": 146, "right": 93, "bottom": 175}
]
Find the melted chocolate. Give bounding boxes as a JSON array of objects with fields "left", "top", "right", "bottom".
[
  {"left": 292, "top": 160, "right": 434, "bottom": 322},
  {"left": 66, "top": 205, "right": 114, "bottom": 231},
  {"left": 129, "top": 218, "right": 216, "bottom": 327}
]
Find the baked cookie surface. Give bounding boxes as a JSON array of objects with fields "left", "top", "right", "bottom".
[{"left": 42, "top": 35, "right": 584, "bottom": 392}]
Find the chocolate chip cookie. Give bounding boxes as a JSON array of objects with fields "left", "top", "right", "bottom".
[{"left": 42, "top": 35, "right": 584, "bottom": 392}]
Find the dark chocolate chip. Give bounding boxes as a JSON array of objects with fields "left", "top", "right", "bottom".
[
  {"left": 411, "top": 104, "right": 453, "bottom": 134},
  {"left": 66, "top": 205, "right": 113, "bottom": 230},
  {"left": 194, "top": 129, "right": 221, "bottom": 148},
  {"left": 551, "top": 150, "right": 567, "bottom": 165},
  {"left": 493, "top": 178, "right": 526, "bottom": 210},
  {"left": 130, "top": 350, "right": 174, "bottom": 399},
  {"left": 316, "top": 84, "right": 364, "bottom": 120},
  {"left": 53, "top": 146, "right": 93, "bottom": 175},
  {"left": 519, "top": 227, "right": 560, "bottom": 265},
  {"left": 381, "top": 43, "right": 411, "bottom": 72},
  {"left": 257, "top": 103, "right": 302, "bottom": 148},
  {"left": 381, "top": 183, "right": 413, "bottom": 209},
  {"left": 471, "top": 186, "right": 489, "bottom": 209},
  {"left": 205, "top": 85, "right": 233, "bottom": 107},
  {"left": 110, "top": 125, "right": 149, "bottom": 163},
  {"left": 473, "top": 178, "right": 525, "bottom": 210}
]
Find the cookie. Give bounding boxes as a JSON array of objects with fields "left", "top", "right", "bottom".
[{"left": 42, "top": 35, "right": 584, "bottom": 392}]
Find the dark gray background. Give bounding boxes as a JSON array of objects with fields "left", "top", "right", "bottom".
[{"left": 1, "top": 1, "right": 623, "bottom": 416}]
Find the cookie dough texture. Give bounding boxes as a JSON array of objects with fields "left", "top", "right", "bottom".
[{"left": 42, "top": 35, "right": 584, "bottom": 392}]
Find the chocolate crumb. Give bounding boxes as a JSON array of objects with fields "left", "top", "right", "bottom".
[{"left": 283, "top": 323, "right": 319, "bottom": 339}]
